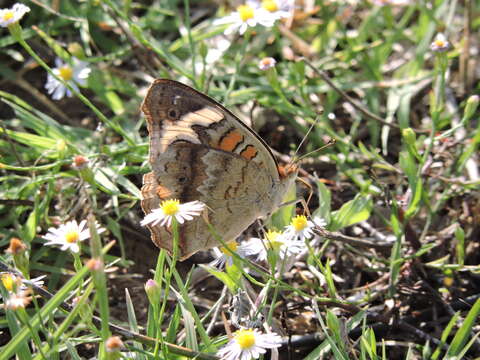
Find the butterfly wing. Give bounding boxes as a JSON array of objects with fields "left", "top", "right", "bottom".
[
  {"left": 142, "top": 79, "right": 281, "bottom": 179},
  {"left": 141, "top": 79, "right": 293, "bottom": 259}
]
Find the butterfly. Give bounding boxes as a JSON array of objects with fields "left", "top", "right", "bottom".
[{"left": 141, "top": 79, "right": 298, "bottom": 260}]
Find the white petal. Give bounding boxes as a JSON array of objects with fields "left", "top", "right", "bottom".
[
  {"left": 238, "top": 23, "right": 248, "bottom": 35},
  {"left": 141, "top": 211, "right": 163, "bottom": 226},
  {"left": 175, "top": 215, "right": 186, "bottom": 224},
  {"left": 76, "top": 219, "right": 85, "bottom": 230},
  {"left": 69, "top": 243, "right": 80, "bottom": 253},
  {"left": 52, "top": 85, "right": 67, "bottom": 100}
]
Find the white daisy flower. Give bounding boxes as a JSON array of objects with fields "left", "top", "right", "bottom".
[
  {"left": 45, "top": 57, "right": 91, "bottom": 100},
  {"left": 215, "top": 2, "right": 276, "bottom": 35},
  {"left": 42, "top": 219, "right": 105, "bottom": 253},
  {"left": 141, "top": 199, "right": 205, "bottom": 228},
  {"left": 0, "top": 3, "right": 30, "bottom": 28},
  {"left": 248, "top": 229, "right": 306, "bottom": 262},
  {"left": 1, "top": 274, "right": 31, "bottom": 310},
  {"left": 5, "top": 291, "right": 31, "bottom": 310},
  {"left": 283, "top": 215, "right": 316, "bottom": 241},
  {"left": 259, "top": 0, "right": 293, "bottom": 21},
  {"left": 258, "top": 57, "right": 276, "bottom": 71},
  {"left": 210, "top": 241, "right": 258, "bottom": 268},
  {"left": 430, "top": 33, "right": 450, "bottom": 52},
  {"left": 218, "top": 328, "right": 282, "bottom": 360}
]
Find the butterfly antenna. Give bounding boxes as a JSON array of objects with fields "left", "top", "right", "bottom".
[
  {"left": 295, "top": 138, "right": 336, "bottom": 163},
  {"left": 290, "top": 116, "right": 321, "bottom": 165}
]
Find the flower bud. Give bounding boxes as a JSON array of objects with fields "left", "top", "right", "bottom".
[
  {"left": 258, "top": 57, "right": 276, "bottom": 71},
  {"left": 464, "top": 95, "right": 479, "bottom": 120},
  {"left": 6, "top": 237, "right": 27, "bottom": 255},
  {"left": 105, "top": 336, "right": 123, "bottom": 352},
  {"left": 145, "top": 279, "right": 161, "bottom": 305},
  {"left": 86, "top": 258, "right": 103, "bottom": 272},
  {"left": 68, "top": 43, "right": 86, "bottom": 59},
  {"left": 402, "top": 128, "right": 416, "bottom": 146},
  {"left": 6, "top": 238, "right": 29, "bottom": 274},
  {"left": 73, "top": 155, "right": 89, "bottom": 169}
]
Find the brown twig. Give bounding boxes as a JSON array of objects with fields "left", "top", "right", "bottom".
[
  {"left": 317, "top": 228, "right": 393, "bottom": 251},
  {"left": 303, "top": 59, "right": 401, "bottom": 129},
  {"left": 0, "top": 199, "right": 35, "bottom": 206}
]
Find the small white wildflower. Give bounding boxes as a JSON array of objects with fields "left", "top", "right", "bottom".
[
  {"left": 210, "top": 241, "right": 258, "bottom": 268},
  {"left": 45, "top": 57, "right": 91, "bottom": 100},
  {"left": 430, "top": 33, "right": 450, "bottom": 52},
  {"left": 218, "top": 328, "right": 282, "bottom": 360},
  {"left": 215, "top": 2, "right": 276, "bottom": 35},
  {"left": 5, "top": 291, "right": 31, "bottom": 310},
  {"left": 141, "top": 199, "right": 205, "bottom": 228},
  {"left": 0, "top": 3, "right": 30, "bottom": 28},
  {"left": 247, "top": 230, "right": 305, "bottom": 261},
  {"left": 1, "top": 274, "right": 31, "bottom": 310},
  {"left": 42, "top": 219, "right": 105, "bottom": 253},
  {"left": 259, "top": 0, "right": 293, "bottom": 20},
  {"left": 258, "top": 57, "right": 276, "bottom": 71},
  {"left": 283, "top": 215, "right": 316, "bottom": 241}
]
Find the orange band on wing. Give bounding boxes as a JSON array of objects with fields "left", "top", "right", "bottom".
[
  {"left": 240, "top": 145, "right": 258, "bottom": 160},
  {"left": 156, "top": 185, "right": 172, "bottom": 199},
  {"left": 218, "top": 130, "right": 244, "bottom": 152}
]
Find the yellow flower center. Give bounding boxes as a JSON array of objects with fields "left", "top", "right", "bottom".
[
  {"left": 220, "top": 241, "right": 238, "bottom": 256},
  {"left": 262, "top": 0, "right": 278, "bottom": 12},
  {"left": 291, "top": 215, "right": 308, "bottom": 231},
  {"left": 434, "top": 40, "right": 446, "bottom": 48},
  {"left": 65, "top": 230, "right": 79, "bottom": 243},
  {"left": 237, "top": 4, "right": 254, "bottom": 22},
  {"left": 161, "top": 199, "right": 180, "bottom": 216},
  {"left": 265, "top": 230, "right": 283, "bottom": 251},
  {"left": 1, "top": 274, "right": 15, "bottom": 292},
  {"left": 235, "top": 329, "right": 256, "bottom": 349},
  {"left": 58, "top": 66, "right": 73, "bottom": 81},
  {"left": 3, "top": 11, "right": 14, "bottom": 21}
]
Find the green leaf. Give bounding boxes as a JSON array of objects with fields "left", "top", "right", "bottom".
[
  {"left": 431, "top": 312, "right": 459, "bottom": 360},
  {"left": 330, "top": 195, "right": 373, "bottom": 231},
  {"left": 455, "top": 225, "right": 465, "bottom": 266},
  {"left": 88, "top": 70, "right": 125, "bottom": 115},
  {"left": 268, "top": 182, "right": 296, "bottom": 230},
  {"left": 0, "top": 127, "right": 57, "bottom": 152},
  {"left": 447, "top": 298, "right": 480, "bottom": 356},
  {"left": 404, "top": 177, "right": 422, "bottom": 219},
  {"left": 201, "top": 265, "right": 240, "bottom": 294},
  {"left": 94, "top": 168, "right": 120, "bottom": 194},
  {"left": 314, "top": 181, "right": 331, "bottom": 224}
]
